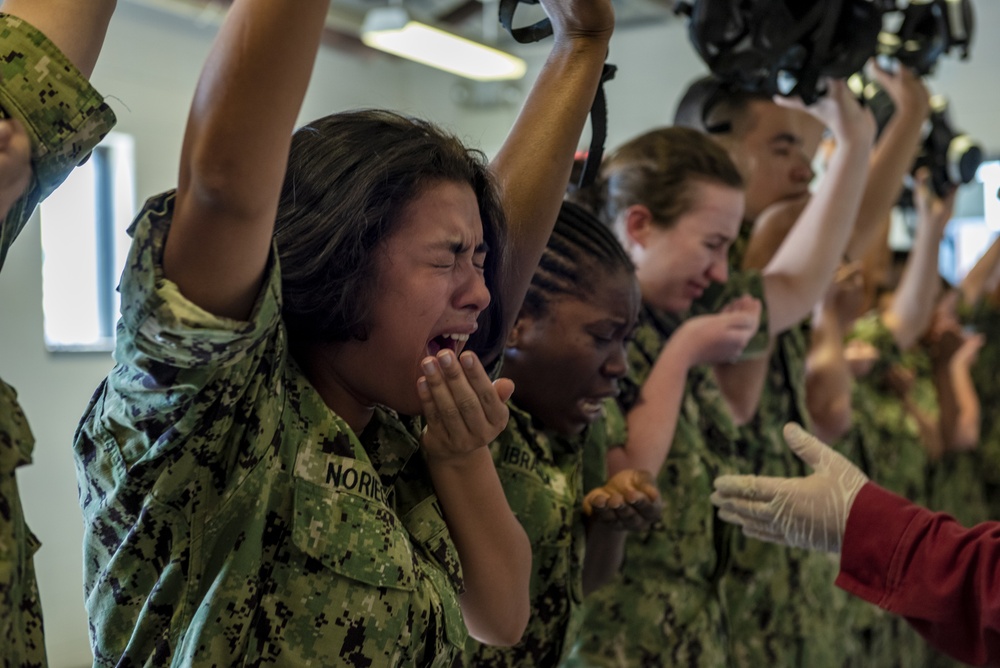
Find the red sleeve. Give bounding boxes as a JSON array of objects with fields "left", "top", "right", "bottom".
[{"left": 836, "top": 482, "right": 1000, "bottom": 666}]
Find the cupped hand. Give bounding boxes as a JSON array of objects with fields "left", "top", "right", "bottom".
[
  {"left": 539, "top": 0, "right": 614, "bottom": 45},
  {"left": 583, "top": 468, "right": 662, "bottom": 531},
  {"left": 775, "top": 78, "right": 875, "bottom": 148},
  {"left": 868, "top": 59, "right": 930, "bottom": 119},
  {"left": 676, "top": 295, "right": 762, "bottom": 366},
  {"left": 418, "top": 350, "right": 514, "bottom": 464}
]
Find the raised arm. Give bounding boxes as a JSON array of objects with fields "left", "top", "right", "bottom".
[
  {"left": 760, "top": 80, "right": 876, "bottom": 335},
  {"left": 805, "top": 263, "right": 865, "bottom": 442},
  {"left": 881, "top": 172, "right": 955, "bottom": 351},
  {"left": 163, "top": 0, "right": 329, "bottom": 320},
  {"left": 488, "top": 0, "right": 613, "bottom": 342},
  {"left": 0, "top": 0, "right": 117, "bottom": 78},
  {"left": 844, "top": 63, "right": 930, "bottom": 261},
  {"left": 932, "top": 327, "right": 984, "bottom": 453},
  {"left": 960, "top": 234, "right": 1000, "bottom": 307}
]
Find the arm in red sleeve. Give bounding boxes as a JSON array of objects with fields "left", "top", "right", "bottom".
[{"left": 836, "top": 482, "right": 1000, "bottom": 666}]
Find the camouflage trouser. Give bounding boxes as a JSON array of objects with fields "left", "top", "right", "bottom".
[
  {"left": 565, "top": 572, "right": 728, "bottom": 668},
  {"left": 0, "top": 467, "right": 47, "bottom": 668}
]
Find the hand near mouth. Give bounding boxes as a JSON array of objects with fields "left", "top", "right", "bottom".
[{"left": 417, "top": 349, "right": 515, "bottom": 462}]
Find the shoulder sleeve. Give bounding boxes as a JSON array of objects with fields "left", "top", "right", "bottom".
[
  {"left": 94, "top": 191, "right": 284, "bottom": 457},
  {"left": 0, "top": 13, "right": 117, "bottom": 266},
  {"left": 836, "top": 482, "right": 1000, "bottom": 666},
  {"left": 116, "top": 192, "right": 282, "bottom": 372}
]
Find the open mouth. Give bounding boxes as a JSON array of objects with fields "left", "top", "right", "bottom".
[
  {"left": 427, "top": 332, "right": 470, "bottom": 357},
  {"left": 578, "top": 390, "right": 619, "bottom": 421}
]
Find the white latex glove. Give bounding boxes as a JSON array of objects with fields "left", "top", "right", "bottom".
[{"left": 710, "top": 423, "right": 868, "bottom": 553}]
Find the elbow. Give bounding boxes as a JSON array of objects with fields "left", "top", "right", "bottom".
[
  {"left": 950, "top": 421, "right": 980, "bottom": 453},
  {"left": 488, "top": 618, "right": 529, "bottom": 648},
  {"left": 728, "top": 400, "right": 757, "bottom": 427},
  {"left": 466, "top": 605, "right": 529, "bottom": 647},
  {"left": 812, "top": 404, "right": 853, "bottom": 443}
]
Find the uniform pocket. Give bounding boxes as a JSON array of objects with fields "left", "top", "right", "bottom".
[
  {"left": 292, "top": 477, "right": 417, "bottom": 591},
  {"left": 399, "top": 494, "right": 467, "bottom": 651}
]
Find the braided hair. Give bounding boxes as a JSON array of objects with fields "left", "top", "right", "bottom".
[{"left": 520, "top": 200, "right": 635, "bottom": 319}]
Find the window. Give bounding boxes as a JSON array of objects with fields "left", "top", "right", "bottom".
[
  {"left": 885, "top": 160, "right": 1000, "bottom": 286},
  {"left": 39, "top": 132, "right": 135, "bottom": 352}
]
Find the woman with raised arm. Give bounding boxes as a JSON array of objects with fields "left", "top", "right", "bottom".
[
  {"left": 72, "top": 0, "right": 614, "bottom": 664},
  {"left": 0, "top": 1, "right": 117, "bottom": 664}
]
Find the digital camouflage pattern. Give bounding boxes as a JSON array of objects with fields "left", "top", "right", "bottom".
[
  {"left": 0, "top": 14, "right": 116, "bottom": 270},
  {"left": 458, "top": 401, "right": 620, "bottom": 667},
  {"left": 568, "top": 270, "right": 768, "bottom": 668},
  {"left": 846, "top": 312, "right": 928, "bottom": 503},
  {"left": 910, "top": 345, "right": 980, "bottom": 668},
  {"left": 963, "top": 299, "right": 1000, "bottom": 520},
  {"left": 725, "top": 322, "right": 855, "bottom": 668},
  {"left": 0, "top": 14, "right": 115, "bottom": 668},
  {"left": 840, "top": 311, "right": 930, "bottom": 667},
  {"left": 74, "top": 192, "right": 466, "bottom": 667}
]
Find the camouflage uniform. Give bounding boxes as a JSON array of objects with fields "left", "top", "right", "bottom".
[
  {"left": 721, "top": 323, "right": 855, "bottom": 668},
  {"left": 0, "top": 14, "right": 115, "bottom": 668},
  {"left": 717, "top": 234, "right": 852, "bottom": 667},
  {"left": 963, "top": 300, "right": 1000, "bottom": 521},
  {"left": 74, "top": 192, "right": 467, "bottom": 666},
  {"left": 840, "top": 311, "right": 930, "bottom": 667},
  {"left": 458, "top": 401, "right": 622, "bottom": 667},
  {"left": 567, "top": 271, "right": 768, "bottom": 668},
  {"left": 911, "top": 329, "right": 988, "bottom": 531}
]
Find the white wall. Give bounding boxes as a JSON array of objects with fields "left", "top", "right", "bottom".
[{"left": 1, "top": 2, "right": 999, "bottom": 665}]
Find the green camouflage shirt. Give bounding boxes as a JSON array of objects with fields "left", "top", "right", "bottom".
[
  {"left": 963, "top": 300, "right": 1000, "bottom": 519},
  {"left": 838, "top": 311, "right": 931, "bottom": 666},
  {"left": 569, "top": 271, "right": 766, "bottom": 668},
  {"left": 459, "top": 401, "right": 621, "bottom": 667},
  {"left": 0, "top": 13, "right": 115, "bottom": 667},
  {"left": 74, "top": 191, "right": 466, "bottom": 666}
]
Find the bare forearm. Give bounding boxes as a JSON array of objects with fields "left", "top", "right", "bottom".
[
  {"left": 885, "top": 224, "right": 943, "bottom": 350},
  {"left": 961, "top": 235, "right": 1000, "bottom": 306},
  {"left": 714, "top": 354, "right": 769, "bottom": 426},
  {"left": 0, "top": 0, "right": 116, "bottom": 78},
  {"left": 490, "top": 35, "right": 610, "bottom": 330},
  {"left": 427, "top": 449, "right": 531, "bottom": 646},
  {"left": 845, "top": 109, "right": 926, "bottom": 261},
  {"left": 611, "top": 343, "right": 691, "bottom": 477},
  {"left": 947, "top": 361, "right": 980, "bottom": 451},
  {"left": 763, "top": 136, "right": 871, "bottom": 334},
  {"left": 166, "top": 0, "right": 329, "bottom": 318},
  {"left": 806, "top": 315, "right": 854, "bottom": 442}
]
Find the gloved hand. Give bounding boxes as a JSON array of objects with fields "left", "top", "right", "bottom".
[{"left": 710, "top": 423, "right": 868, "bottom": 553}]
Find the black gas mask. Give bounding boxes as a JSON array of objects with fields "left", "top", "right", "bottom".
[
  {"left": 877, "top": 0, "right": 974, "bottom": 76},
  {"left": 675, "top": 0, "right": 892, "bottom": 104},
  {"left": 855, "top": 76, "right": 982, "bottom": 198}
]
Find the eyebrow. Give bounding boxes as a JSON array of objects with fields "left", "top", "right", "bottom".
[
  {"left": 435, "top": 240, "right": 490, "bottom": 255},
  {"left": 770, "top": 132, "right": 803, "bottom": 146}
]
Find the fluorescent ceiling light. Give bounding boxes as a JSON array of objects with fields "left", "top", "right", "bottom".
[{"left": 362, "top": 6, "right": 526, "bottom": 82}]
